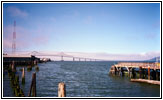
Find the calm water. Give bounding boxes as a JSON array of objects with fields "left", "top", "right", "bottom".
[{"left": 3, "top": 61, "right": 160, "bottom": 97}]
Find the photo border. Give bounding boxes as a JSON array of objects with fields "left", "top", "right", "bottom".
[{"left": 1, "top": 1, "right": 162, "bottom": 99}]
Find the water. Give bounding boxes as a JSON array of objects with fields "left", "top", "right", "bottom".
[{"left": 3, "top": 61, "right": 160, "bottom": 97}]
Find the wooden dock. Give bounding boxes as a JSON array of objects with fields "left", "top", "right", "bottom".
[
  {"left": 109, "top": 62, "right": 160, "bottom": 85},
  {"left": 3, "top": 55, "right": 40, "bottom": 66},
  {"left": 114, "top": 62, "right": 160, "bottom": 69}
]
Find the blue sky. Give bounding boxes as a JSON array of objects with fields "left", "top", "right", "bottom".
[{"left": 3, "top": 3, "right": 160, "bottom": 55}]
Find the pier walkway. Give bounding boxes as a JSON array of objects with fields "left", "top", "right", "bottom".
[{"left": 114, "top": 62, "right": 160, "bottom": 69}]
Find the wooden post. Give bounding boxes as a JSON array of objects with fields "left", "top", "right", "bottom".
[
  {"left": 118, "top": 67, "right": 121, "bottom": 76},
  {"left": 121, "top": 67, "right": 124, "bottom": 76},
  {"left": 142, "top": 69, "right": 145, "bottom": 79},
  {"left": 58, "top": 82, "right": 66, "bottom": 97},
  {"left": 152, "top": 69, "right": 156, "bottom": 80},
  {"left": 12, "top": 61, "right": 16, "bottom": 72},
  {"left": 128, "top": 67, "right": 131, "bottom": 77},
  {"left": 156, "top": 69, "right": 159, "bottom": 80},
  {"left": 114, "top": 66, "right": 117, "bottom": 75},
  {"left": 132, "top": 68, "right": 136, "bottom": 78},
  {"left": 28, "top": 73, "right": 36, "bottom": 97},
  {"left": 34, "top": 60, "right": 37, "bottom": 65},
  {"left": 144, "top": 69, "right": 147, "bottom": 79},
  {"left": 27, "top": 66, "right": 32, "bottom": 71},
  {"left": 32, "top": 73, "right": 36, "bottom": 97},
  {"left": 22, "top": 67, "right": 25, "bottom": 84},
  {"left": 139, "top": 66, "right": 142, "bottom": 79},
  {"left": 148, "top": 66, "right": 150, "bottom": 80}
]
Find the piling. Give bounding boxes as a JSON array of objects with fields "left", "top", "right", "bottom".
[
  {"left": 142, "top": 69, "right": 145, "bottom": 79},
  {"left": 22, "top": 67, "right": 25, "bottom": 84},
  {"left": 58, "top": 82, "right": 66, "bottom": 97},
  {"left": 34, "top": 60, "right": 37, "bottom": 65},
  {"left": 35, "top": 66, "right": 39, "bottom": 71},
  {"left": 121, "top": 67, "right": 124, "bottom": 76},
  {"left": 8, "top": 66, "right": 25, "bottom": 97},
  {"left": 139, "top": 67, "right": 142, "bottom": 78},
  {"left": 28, "top": 72, "right": 36, "bottom": 97},
  {"left": 152, "top": 69, "right": 156, "bottom": 80},
  {"left": 156, "top": 69, "right": 159, "bottom": 80},
  {"left": 27, "top": 66, "right": 32, "bottom": 71},
  {"left": 15, "top": 75, "right": 19, "bottom": 83},
  {"left": 148, "top": 66, "right": 150, "bottom": 80},
  {"left": 118, "top": 67, "right": 121, "bottom": 76},
  {"left": 12, "top": 61, "right": 16, "bottom": 72},
  {"left": 144, "top": 69, "right": 147, "bottom": 79},
  {"left": 128, "top": 67, "right": 131, "bottom": 77},
  {"left": 114, "top": 66, "right": 117, "bottom": 75},
  {"left": 132, "top": 68, "right": 136, "bottom": 78}
]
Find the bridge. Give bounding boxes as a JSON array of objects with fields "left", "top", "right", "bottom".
[{"left": 4, "top": 51, "right": 105, "bottom": 61}]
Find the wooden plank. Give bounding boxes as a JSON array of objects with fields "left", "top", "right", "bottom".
[{"left": 130, "top": 79, "right": 160, "bottom": 85}]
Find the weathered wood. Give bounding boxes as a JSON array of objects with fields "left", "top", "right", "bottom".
[
  {"left": 144, "top": 69, "right": 147, "bottom": 79},
  {"left": 28, "top": 72, "right": 36, "bottom": 97},
  {"left": 35, "top": 66, "right": 39, "bottom": 71},
  {"left": 121, "top": 67, "right": 124, "bottom": 76},
  {"left": 22, "top": 67, "right": 25, "bottom": 84},
  {"left": 131, "top": 79, "right": 160, "bottom": 85},
  {"left": 156, "top": 69, "right": 159, "bottom": 81},
  {"left": 27, "top": 66, "right": 32, "bottom": 71},
  {"left": 58, "top": 82, "right": 66, "bottom": 97},
  {"left": 152, "top": 69, "right": 156, "bottom": 80},
  {"left": 118, "top": 67, "right": 121, "bottom": 76},
  {"left": 114, "top": 62, "right": 160, "bottom": 69},
  {"left": 12, "top": 61, "right": 16, "bottom": 72},
  {"left": 114, "top": 66, "right": 117, "bottom": 75},
  {"left": 32, "top": 73, "right": 36, "bottom": 97},
  {"left": 128, "top": 67, "right": 131, "bottom": 77},
  {"left": 139, "top": 67, "right": 142, "bottom": 78},
  {"left": 148, "top": 67, "right": 150, "bottom": 80},
  {"left": 132, "top": 68, "right": 136, "bottom": 78},
  {"left": 33, "top": 60, "right": 37, "bottom": 65}
]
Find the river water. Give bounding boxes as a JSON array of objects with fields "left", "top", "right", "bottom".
[{"left": 3, "top": 61, "right": 160, "bottom": 97}]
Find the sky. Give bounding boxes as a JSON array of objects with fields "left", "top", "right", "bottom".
[{"left": 3, "top": 3, "right": 160, "bottom": 60}]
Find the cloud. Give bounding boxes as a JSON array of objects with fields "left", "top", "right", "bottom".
[
  {"left": 3, "top": 25, "right": 31, "bottom": 50},
  {"left": 24, "top": 51, "right": 160, "bottom": 61},
  {"left": 3, "top": 39, "right": 11, "bottom": 49},
  {"left": 62, "top": 51, "right": 160, "bottom": 61},
  {"left": 3, "top": 24, "right": 49, "bottom": 51},
  {"left": 7, "top": 6, "right": 28, "bottom": 17},
  {"left": 33, "top": 35, "right": 49, "bottom": 45}
]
